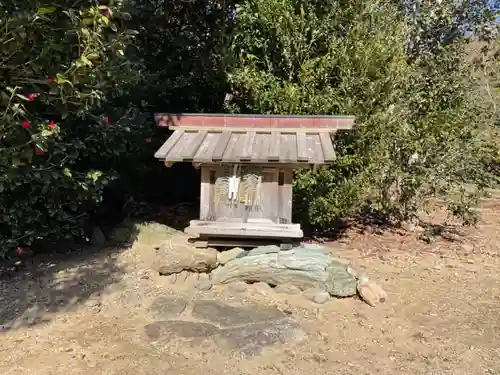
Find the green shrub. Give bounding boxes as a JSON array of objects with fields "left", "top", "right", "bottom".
[{"left": 227, "top": 0, "right": 495, "bottom": 231}]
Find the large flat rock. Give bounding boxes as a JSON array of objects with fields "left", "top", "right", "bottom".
[
  {"left": 143, "top": 318, "right": 305, "bottom": 356},
  {"left": 210, "top": 244, "right": 358, "bottom": 297},
  {"left": 192, "top": 300, "right": 285, "bottom": 328},
  {"left": 217, "top": 318, "right": 306, "bottom": 356}
]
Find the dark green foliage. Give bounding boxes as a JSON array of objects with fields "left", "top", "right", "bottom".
[{"left": 121, "top": 0, "right": 235, "bottom": 112}]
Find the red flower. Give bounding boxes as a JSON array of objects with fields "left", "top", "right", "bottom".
[
  {"left": 34, "top": 146, "right": 45, "bottom": 156},
  {"left": 48, "top": 120, "right": 57, "bottom": 129},
  {"left": 16, "top": 247, "right": 24, "bottom": 256},
  {"left": 22, "top": 121, "right": 32, "bottom": 129},
  {"left": 103, "top": 116, "right": 109, "bottom": 123},
  {"left": 145, "top": 137, "right": 152, "bottom": 143},
  {"left": 100, "top": 7, "right": 110, "bottom": 17},
  {"left": 27, "top": 93, "right": 40, "bottom": 101}
]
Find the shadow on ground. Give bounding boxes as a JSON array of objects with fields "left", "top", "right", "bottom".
[
  {"left": 0, "top": 244, "right": 128, "bottom": 332},
  {"left": 0, "top": 205, "right": 200, "bottom": 333},
  {"left": 305, "top": 209, "right": 467, "bottom": 245}
]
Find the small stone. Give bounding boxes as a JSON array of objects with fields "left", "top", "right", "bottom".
[
  {"left": 357, "top": 281, "right": 387, "bottom": 307},
  {"left": 155, "top": 243, "right": 218, "bottom": 275},
  {"left": 303, "top": 288, "right": 331, "bottom": 304},
  {"left": 76, "top": 353, "right": 86, "bottom": 360},
  {"left": 217, "top": 247, "right": 247, "bottom": 265},
  {"left": 274, "top": 283, "right": 301, "bottom": 295},
  {"left": 169, "top": 273, "right": 178, "bottom": 284},
  {"left": 195, "top": 273, "right": 213, "bottom": 291},
  {"left": 195, "top": 280, "right": 213, "bottom": 291},
  {"left": 313, "top": 292, "right": 331, "bottom": 304},
  {"left": 199, "top": 273, "right": 210, "bottom": 282},
  {"left": 228, "top": 281, "right": 248, "bottom": 293},
  {"left": 90, "top": 227, "right": 106, "bottom": 246},
  {"left": 325, "top": 262, "right": 358, "bottom": 297}
]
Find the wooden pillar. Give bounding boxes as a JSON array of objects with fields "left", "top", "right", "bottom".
[
  {"left": 278, "top": 168, "right": 293, "bottom": 224},
  {"left": 200, "top": 166, "right": 212, "bottom": 220},
  {"left": 261, "top": 167, "right": 279, "bottom": 223}
]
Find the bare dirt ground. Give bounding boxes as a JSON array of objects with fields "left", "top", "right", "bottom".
[{"left": 1, "top": 197, "right": 500, "bottom": 375}]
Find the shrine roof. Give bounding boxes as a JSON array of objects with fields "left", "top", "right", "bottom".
[{"left": 154, "top": 113, "right": 355, "bottom": 165}]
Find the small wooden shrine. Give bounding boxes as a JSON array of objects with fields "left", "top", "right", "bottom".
[{"left": 154, "top": 114, "right": 354, "bottom": 247}]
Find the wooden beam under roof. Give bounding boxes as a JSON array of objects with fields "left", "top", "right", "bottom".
[{"left": 154, "top": 113, "right": 355, "bottom": 132}]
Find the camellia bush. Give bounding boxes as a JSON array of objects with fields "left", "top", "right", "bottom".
[{"left": 0, "top": 2, "right": 143, "bottom": 256}]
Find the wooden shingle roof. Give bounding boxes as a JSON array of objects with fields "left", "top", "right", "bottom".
[{"left": 154, "top": 114, "right": 354, "bottom": 165}]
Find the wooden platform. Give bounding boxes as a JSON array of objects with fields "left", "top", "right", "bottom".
[
  {"left": 188, "top": 236, "right": 300, "bottom": 249},
  {"left": 185, "top": 220, "right": 304, "bottom": 239}
]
